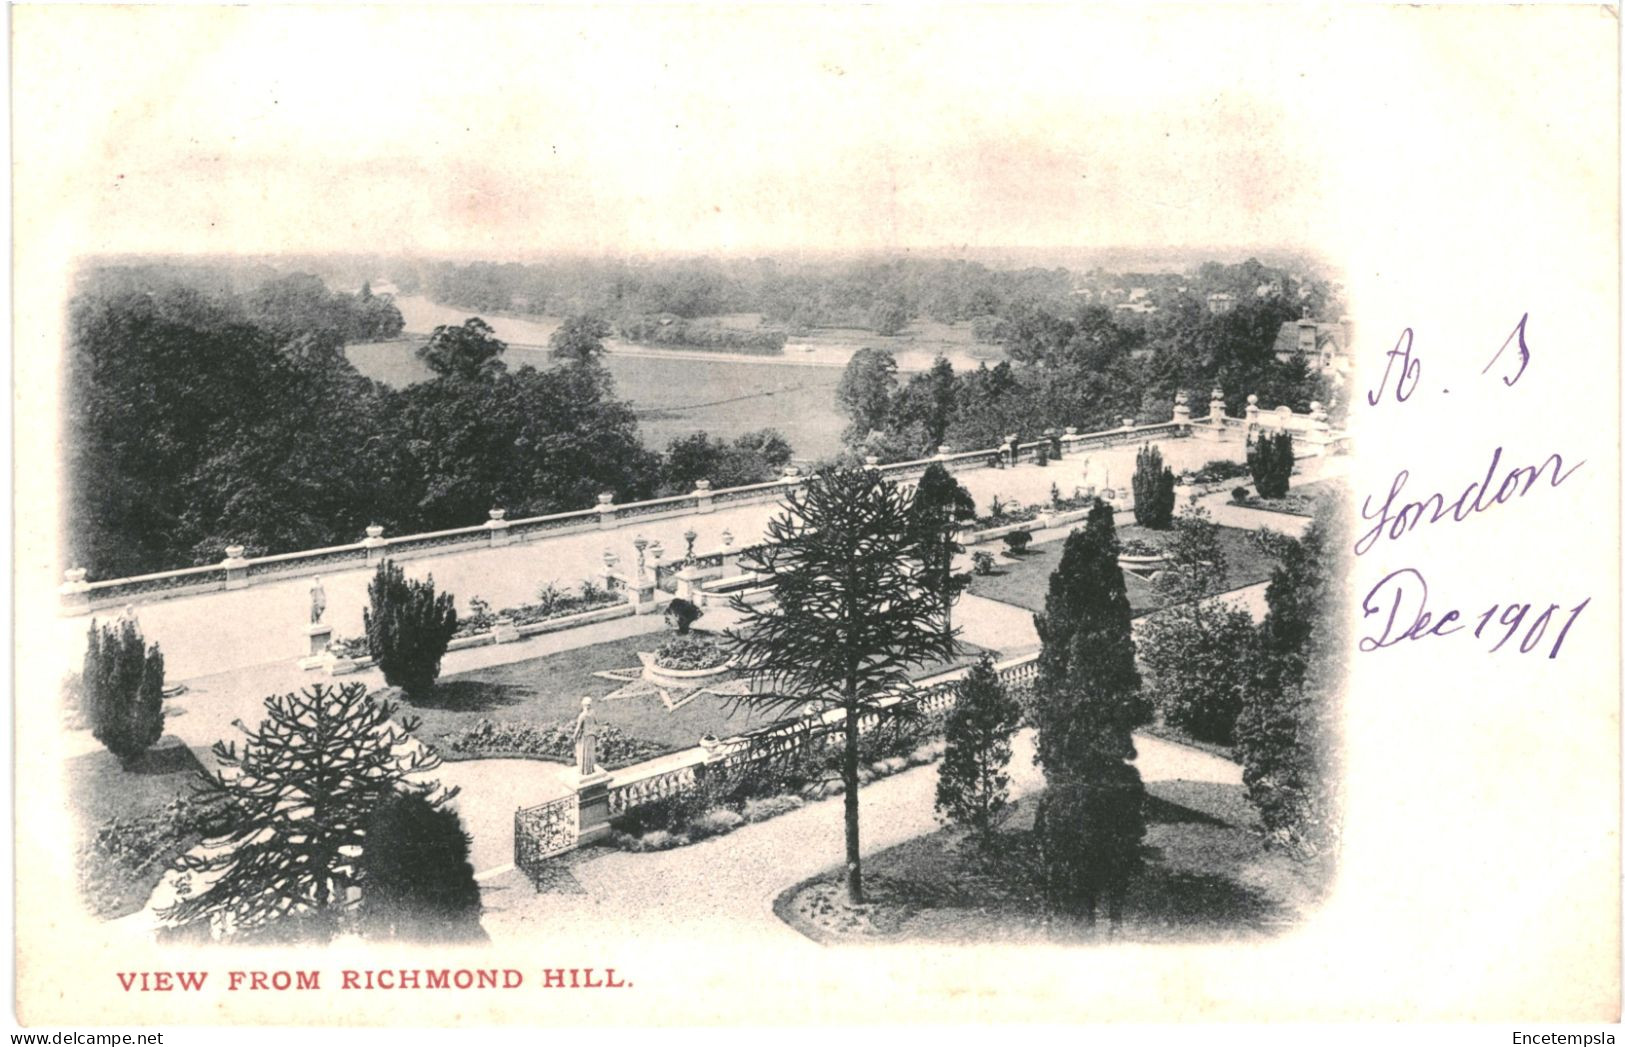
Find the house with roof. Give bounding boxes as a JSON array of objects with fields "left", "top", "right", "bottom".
[{"left": 1273, "top": 316, "right": 1353, "bottom": 377}]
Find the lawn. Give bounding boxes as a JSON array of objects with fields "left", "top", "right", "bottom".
[
  {"left": 346, "top": 338, "right": 851, "bottom": 462},
  {"left": 776, "top": 784, "right": 1326, "bottom": 946},
  {"left": 67, "top": 737, "right": 220, "bottom": 920},
  {"left": 406, "top": 630, "right": 995, "bottom": 764},
  {"left": 966, "top": 524, "right": 1282, "bottom": 618}
]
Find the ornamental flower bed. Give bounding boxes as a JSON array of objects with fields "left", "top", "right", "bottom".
[
  {"left": 1119, "top": 537, "right": 1169, "bottom": 558},
  {"left": 326, "top": 634, "right": 371, "bottom": 659},
  {"left": 653, "top": 635, "right": 730, "bottom": 671},
  {"left": 450, "top": 585, "right": 622, "bottom": 639},
  {"left": 438, "top": 717, "right": 664, "bottom": 769},
  {"left": 972, "top": 502, "right": 1043, "bottom": 529}
]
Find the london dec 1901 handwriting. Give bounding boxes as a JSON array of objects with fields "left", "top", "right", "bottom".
[{"left": 1356, "top": 314, "right": 1591, "bottom": 658}]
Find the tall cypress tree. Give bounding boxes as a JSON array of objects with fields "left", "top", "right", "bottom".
[
  {"left": 1029, "top": 499, "right": 1149, "bottom": 932},
  {"left": 83, "top": 617, "right": 165, "bottom": 768},
  {"left": 935, "top": 654, "right": 1023, "bottom": 845},
  {"left": 1131, "top": 444, "right": 1177, "bottom": 529},
  {"left": 907, "top": 462, "right": 977, "bottom": 642}
]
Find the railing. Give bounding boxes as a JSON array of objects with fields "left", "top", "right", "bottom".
[
  {"left": 607, "top": 763, "right": 702, "bottom": 816},
  {"left": 710, "top": 480, "right": 786, "bottom": 506},
  {"left": 82, "top": 563, "right": 229, "bottom": 604},
  {"left": 385, "top": 525, "right": 490, "bottom": 558},
  {"left": 605, "top": 651, "right": 1042, "bottom": 822},
  {"left": 509, "top": 507, "right": 600, "bottom": 539},
  {"left": 62, "top": 398, "right": 1330, "bottom": 611},
  {"left": 514, "top": 794, "right": 579, "bottom": 884}
]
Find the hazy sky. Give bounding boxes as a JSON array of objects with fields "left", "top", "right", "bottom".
[{"left": 14, "top": 5, "right": 1351, "bottom": 259}]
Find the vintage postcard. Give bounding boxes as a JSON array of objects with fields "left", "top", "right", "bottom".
[{"left": 9, "top": 3, "right": 1620, "bottom": 1031}]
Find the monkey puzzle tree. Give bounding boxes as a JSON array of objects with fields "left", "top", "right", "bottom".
[
  {"left": 364, "top": 559, "right": 458, "bottom": 699},
  {"left": 82, "top": 617, "right": 166, "bottom": 768},
  {"left": 724, "top": 466, "right": 956, "bottom": 904},
  {"left": 907, "top": 462, "right": 977, "bottom": 642},
  {"left": 158, "top": 682, "right": 452, "bottom": 941}
]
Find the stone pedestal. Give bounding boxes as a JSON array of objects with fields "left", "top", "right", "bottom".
[
  {"left": 485, "top": 509, "right": 511, "bottom": 546},
  {"left": 630, "top": 578, "right": 659, "bottom": 614},
  {"left": 223, "top": 545, "right": 250, "bottom": 590},
  {"left": 362, "top": 525, "right": 388, "bottom": 564},
  {"left": 693, "top": 480, "right": 714, "bottom": 514},
  {"left": 298, "top": 623, "right": 333, "bottom": 670},
  {"left": 675, "top": 565, "right": 701, "bottom": 602},
  {"left": 573, "top": 769, "right": 613, "bottom": 845},
  {"left": 595, "top": 493, "right": 618, "bottom": 530},
  {"left": 491, "top": 617, "right": 521, "bottom": 644}
]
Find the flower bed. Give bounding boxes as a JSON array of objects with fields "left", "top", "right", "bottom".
[
  {"left": 653, "top": 635, "right": 730, "bottom": 672},
  {"left": 450, "top": 586, "right": 622, "bottom": 640},
  {"left": 326, "top": 634, "right": 370, "bottom": 659},
  {"left": 1187, "top": 459, "right": 1251, "bottom": 485},
  {"left": 607, "top": 701, "right": 955, "bottom": 852},
  {"left": 1119, "top": 537, "right": 1168, "bottom": 558},
  {"left": 436, "top": 717, "right": 664, "bottom": 769}
]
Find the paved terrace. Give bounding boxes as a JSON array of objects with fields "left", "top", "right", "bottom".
[{"left": 56, "top": 432, "right": 1258, "bottom": 683}]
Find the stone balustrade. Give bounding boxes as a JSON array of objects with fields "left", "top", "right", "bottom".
[{"left": 59, "top": 392, "right": 1343, "bottom": 615}]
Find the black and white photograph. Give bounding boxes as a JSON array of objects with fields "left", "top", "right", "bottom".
[{"left": 9, "top": 2, "right": 1619, "bottom": 1032}]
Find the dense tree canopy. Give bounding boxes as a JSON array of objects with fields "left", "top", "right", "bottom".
[{"left": 64, "top": 271, "right": 661, "bottom": 577}]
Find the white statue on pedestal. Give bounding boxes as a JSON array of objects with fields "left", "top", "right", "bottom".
[{"left": 573, "top": 697, "right": 600, "bottom": 777}]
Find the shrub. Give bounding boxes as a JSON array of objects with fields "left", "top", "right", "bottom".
[
  {"left": 1247, "top": 431, "right": 1295, "bottom": 499},
  {"left": 357, "top": 792, "right": 484, "bottom": 943},
  {"left": 664, "top": 598, "right": 703, "bottom": 635},
  {"left": 741, "top": 794, "right": 805, "bottom": 823},
  {"left": 1003, "top": 530, "right": 1032, "bottom": 555},
  {"left": 1131, "top": 444, "right": 1177, "bottom": 529},
  {"left": 689, "top": 808, "right": 744, "bottom": 839},
  {"left": 1232, "top": 486, "right": 1251, "bottom": 504},
  {"left": 972, "top": 551, "right": 997, "bottom": 575},
  {"left": 82, "top": 618, "right": 166, "bottom": 767},
  {"left": 1050, "top": 482, "right": 1063, "bottom": 509},
  {"left": 936, "top": 655, "right": 1023, "bottom": 843},
  {"left": 1250, "top": 526, "right": 1298, "bottom": 559},
  {"left": 1192, "top": 458, "right": 1251, "bottom": 484},
  {"left": 653, "top": 635, "right": 729, "bottom": 671},
  {"left": 364, "top": 560, "right": 458, "bottom": 699}
]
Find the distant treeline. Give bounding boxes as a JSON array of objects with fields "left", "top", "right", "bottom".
[
  {"left": 829, "top": 293, "right": 1340, "bottom": 466},
  {"left": 410, "top": 255, "right": 1344, "bottom": 339},
  {"left": 616, "top": 316, "right": 787, "bottom": 355},
  {"left": 63, "top": 267, "right": 790, "bottom": 578}
]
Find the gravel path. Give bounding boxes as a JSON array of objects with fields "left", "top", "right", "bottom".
[{"left": 479, "top": 726, "right": 1244, "bottom": 946}]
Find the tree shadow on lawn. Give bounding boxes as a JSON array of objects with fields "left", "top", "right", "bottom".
[
  {"left": 779, "top": 789, "right": 1299, "bottom": 946},
  {"left": 121, "top": 741, "right": 208, "bottom": 777},
  {"left": 405, "top": 679, "right": 536, "bottom": 713}
]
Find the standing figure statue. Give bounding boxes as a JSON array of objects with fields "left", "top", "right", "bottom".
[
  {"left": 572, "top": 696, "right": 600, "bottom": 777},
  {"left": 310, "top": 577, "right": 327, "bottom": 625}
]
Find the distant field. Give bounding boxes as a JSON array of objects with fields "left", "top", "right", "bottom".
[{"left": 345, "top": 340, "right": 851, "bottom": 461}]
